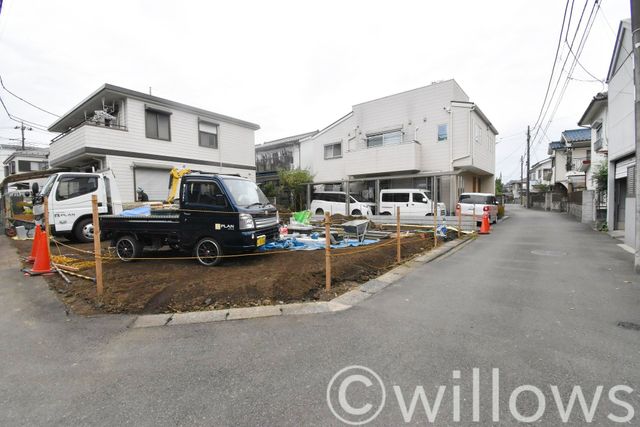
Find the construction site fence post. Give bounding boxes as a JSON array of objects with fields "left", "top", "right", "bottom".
[
  {"left": 433, "top": 202, "right": 438, "bottom": 248},
  {"left": 91, "top": 195, "right": 104, "bottom": 297},
  {"left": 472, "top": 204, "right": 477, "bottom": 234},
  {"left": 457, "top": 206, "right": 462, "bottom": 239},
  {"left": 324, "top": 211, "right": 331, "bottom": 291},
  {"left": 396, "top": 206, "right": 401, "bottom": 263}
]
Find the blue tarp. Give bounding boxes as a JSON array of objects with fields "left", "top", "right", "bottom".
[
  {"left": 259, "top": 237, "right": 379, "bottom": 252},
  {"left": 120, "top": 205, "right": 151, "bottom": 216}
]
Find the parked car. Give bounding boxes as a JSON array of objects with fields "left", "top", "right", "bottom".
[
  {"left": 310, "top": 191, "right": 374, "bottom": 216},
  {"left": 457, "top": 192, "right": 498, "bottom": 224},
  {"left": 379, "top": 189, "right": 446, "bottom": 216},
  {"left": 101, "top": 173, "right": 279, "bottom": 266}
]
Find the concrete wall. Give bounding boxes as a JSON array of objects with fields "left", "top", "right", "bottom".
[{"left": 624, "top": 197, "right": 635, "bottom": 248}]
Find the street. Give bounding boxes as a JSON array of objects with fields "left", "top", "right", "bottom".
[{"left": 1, "top": 206, "right": 639, "bottom": 425}]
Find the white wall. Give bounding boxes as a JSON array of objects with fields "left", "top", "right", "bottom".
[
  {"left": 608, "top": 23, "right": 634, "bottom": 163},
  {"left": 299, "top": 80, "right": 496, "bottom": 184}
]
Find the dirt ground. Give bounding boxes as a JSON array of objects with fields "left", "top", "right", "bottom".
[{"left": 12, "top": 231, "right": 458, "bottom": 315}]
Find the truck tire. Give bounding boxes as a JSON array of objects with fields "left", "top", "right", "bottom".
[
  {"left": 351, "top": 209, "right": 362, "bottom": 216},
  {"left": 194, "top": 237, "right": 223, "bottom": 266},
  {"left": 115, "top": 235, "right": 142, "bottom": 262},
  {"left": 73, "top": 218, "right": 94, "bottom": 243},
  {"left": 315, "top": 208, "right": 324, "bottom": 215}
]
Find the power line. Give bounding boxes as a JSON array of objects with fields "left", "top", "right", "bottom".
[
  {"left": 0, "top": 74, "right": 60, "bottom": 117},
  {"left": 0, "top": 93, "right": 50, "bottom": 131}
]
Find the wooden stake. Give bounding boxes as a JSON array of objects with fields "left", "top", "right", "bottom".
[
  {"left": 43, "top": 196, "right": 50, "bottom": 237},
  {"left": 396, "top": 206, "right": 401, "bottom": 263},
  {"left": 457, "top": 205, "right": 462, "bottom": 239},
  {"left": 472, "top": 204, "right": 477, "bottom": 234},
  {"left": 433, "top": 201, "right": 438, "bottom": 248},
  {"left": 91, "top": 195, "right": 104, "bottom": 297},
  {"left": 324, "top": 211, "right": 331, "bottom": 291}
]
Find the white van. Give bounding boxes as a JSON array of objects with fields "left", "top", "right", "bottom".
[
  {"left": 457, "top": 192, "right": 498, "bottom": 224},
  {"left": 32, "top": 171, "right": 123, "bottom": 242},
  {"left": 379, "top": 189, "right": 446, "bottom": 216},
  {"left": 310, "top": 191, "right": 374, "bottom": 216}
]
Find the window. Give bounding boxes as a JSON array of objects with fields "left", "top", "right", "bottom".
[
  {"left": 459, "top": 194, "right": 492, "bottom": 204},
  {"left": 474, "top": 123, "right": 482, "bottom": 143},
  {"left": 367, "top": 130, "right": 402, "bottom": 148},
  {"left": 18, "top": 160, "right": 47, "bottom": 172},
  {"left": 324, "top": 143, "right": 342, "bottom": 159},
  {"left": 145, "top": 109, "right": 171, "bottom": 141},
  {"left": 185, "top": 181, "right": 227, "bottom": 206},
  {"left": 437, "top": 124, "right": 448, "bottom": 141},
  {"left": 55, "top": 176, "right": 98, "bottom": 201},
  {"left": 382, "top": 192, "right": 409, "bottom": 203},
  {"left": 199, "top": 121, "right": 218, "bottom": 149},
  {"left": 412, "top": 192, "right": 429, "bottom": 204}
]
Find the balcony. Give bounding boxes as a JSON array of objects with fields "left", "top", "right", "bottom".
[
  {"left": 49, "top": 121, "right": 128, "bottom": 167},
  {"left": 565, "top": 157, "right": 590, "bottom": 173},
  {"left": 344, "top": 141, "right": 421, "bottom": 176},
  {"left": 593, "top": 138, "right": 606, "bottom": 153}
]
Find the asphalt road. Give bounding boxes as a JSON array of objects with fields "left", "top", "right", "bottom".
[{"left": 1, "top": 206, "right": 639, "bottom": 426}]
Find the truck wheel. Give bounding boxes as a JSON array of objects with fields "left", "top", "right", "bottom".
[
  {"left": 115, "top": 235, "right": 142, "bottom": 262},
  {"left": 195, "top": 237, "right": 223, "bottom": 266},
  {"left": 73, "top": 218, "right": 94, "bottom": 243},
  {"left": 351, "top": 209, "right": 362, "bottom": 216},
  {"left": 315, "top": 208, "right": 324, "bottom": 215}
]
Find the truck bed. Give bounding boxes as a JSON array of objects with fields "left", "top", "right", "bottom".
[{"left": 100, "top": 212, "right": 181, "bottom": 236}]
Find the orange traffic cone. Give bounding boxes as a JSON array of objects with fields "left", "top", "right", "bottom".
[
  {"left": 27, "top": 226, "right": 42, "bottom": 263},
  {"left": 479, "top": 212, "right": 491, "bottom": 235},
  {"left": 23, "top": 229, "right": 53, "bottom": 275}
]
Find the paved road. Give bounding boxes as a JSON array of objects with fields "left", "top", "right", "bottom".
[{"left": 1, "top": 206, "right": 639, "bottom": 426}]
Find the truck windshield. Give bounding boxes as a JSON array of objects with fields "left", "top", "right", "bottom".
[
  {"left": 222, "top": 178, "right": 270, "bottom": 207},
  {"left": 40, "top": 174, "right": 57, "bottom": 196}
]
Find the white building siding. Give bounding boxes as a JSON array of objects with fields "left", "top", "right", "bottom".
[
  {"left": 300, "top": 115, "right": 354, "bottom": 182},
  {"left": 607, "top": 25, "right": 634, "bottom": 162}
]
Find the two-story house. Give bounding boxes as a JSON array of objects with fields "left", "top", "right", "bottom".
[
  {"left": 1, "top": 146, "right": 49, "bottom": 180},
  {"left": 578, "top": 91, "right": 608, "bottom": 224},
  {"left": 255, "top": 130, "right": 318, "bottom": 187},
  {"left": 47, "top": 84, "right": 260, "bottom": 201},
  {"left": 291, "top": 79, "right": 497, "bottom": 211},
  {"left": 529, "top": 158, "right": 553, "bottom": 193},
  {"left": 605, "top": 19, "right": 635, "bottom": 247},
  {"left": 547, "top": 129, "right": 591, "bottom": 191}
]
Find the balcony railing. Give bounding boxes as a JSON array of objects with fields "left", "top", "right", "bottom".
[
  {"left": 565, "top": 157, "right": 590, "bottom": 172},
  {"left": 51, "top": 120, "right": 127, "bottom": 143},
  {"left": 594, "top": 138, "right": 606, "bottom": 152}
]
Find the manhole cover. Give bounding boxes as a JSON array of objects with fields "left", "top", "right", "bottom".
[
  {"left": 617, "top": 321, "right": 640, "bottom": 331},
  {"left": 531, "top": 250, "right": 567, "bottom": 257}
]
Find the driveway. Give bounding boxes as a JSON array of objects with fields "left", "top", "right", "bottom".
[{"left": 1, "top": 206, "right": 639, "bottom": 426}]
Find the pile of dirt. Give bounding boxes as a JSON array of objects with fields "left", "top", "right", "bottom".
[{"left": 12, "top": 233, "right": 449, "bottom": 315}]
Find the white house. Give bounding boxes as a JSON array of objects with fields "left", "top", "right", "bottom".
[
  {"left": 547, "top": 129, "right": 591, "bottom": 193},
  {"left": 529, "top": 157, "right": 553, "bottom": 192},
  {"left": 255, "top": 130, "right": 318, "bottom": 187},
  {"left": 2, "top": 147, "right": 49, "bottom": 180},
  {"left": 47, "top": 84, "right": 260, "bottom": 201},
  {"left": 605, "top": 19, "right": 635, "bottom": 247},
  {"left": 293, "top": 79, "right": 498, "bottom": 211}
]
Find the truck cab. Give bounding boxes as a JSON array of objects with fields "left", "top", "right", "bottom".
[{"left": 33, "top": 171, "right": 122, "bottom": 242}]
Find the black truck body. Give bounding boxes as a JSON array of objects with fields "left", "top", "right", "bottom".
[{"left": 100, "top": 174, "right": 279, "bottom": 265}]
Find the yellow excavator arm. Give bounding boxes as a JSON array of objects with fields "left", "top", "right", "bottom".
[{"left": 166, "top": 167, "right": 191, "bottom": 204}]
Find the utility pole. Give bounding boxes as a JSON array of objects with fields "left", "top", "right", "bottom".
[
  {"left": 526, "top": 125, "right": 531, "bottom": 209},
  {"left": 14, "top": 121, "right": 32, "bottom": 150},
  {"left": 520, "top": 155, "right": 524, "bottom": 206},
  {"left": 632, "top": 0, "right": 640, "bottom": 272}
]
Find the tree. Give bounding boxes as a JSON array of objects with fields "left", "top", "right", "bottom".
[
  {"left": 278, "top": 168, "right": 314, "bottom": 210},
  {"left": 592, "top": 162, "right": 607, "bottom": 192}
]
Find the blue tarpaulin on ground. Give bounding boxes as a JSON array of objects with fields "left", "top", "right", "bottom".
[{"left": 259, "top": 237, "right": 379, "bottom": 252}]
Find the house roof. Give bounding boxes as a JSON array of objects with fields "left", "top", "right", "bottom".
[
  {"left": 561, "top": 128, "right": 591, "bottom": 143},
  {"left": 256, "top": 130, "right": 319, "bottom": 151},
  {"left": 530, "top": 157, "right": 552, "bottom": 170},
  {"left": 3, "top": 148, "right": 49, "bottom": 165},
  {"left": 48, "top": 83, "right": 260, "bottom": 133},
  {"left": 607, "top": 19, "right": 632, "bottom": 83},
  {"left": 548, "top": 140, "right": 565, "bottom": 154},
  {"left": 578, "top": 92, "right": 607, "bottom": 126}
]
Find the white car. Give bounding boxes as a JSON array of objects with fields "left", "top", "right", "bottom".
[
  {"left": 379, "top": 189, "right": 446, "bottom": 216},
  {"left": 457, "top": 192, "right": 498, "bottom": 224},
  {"left": 310, "top": 191, "right": 374, "bottom": 216}
]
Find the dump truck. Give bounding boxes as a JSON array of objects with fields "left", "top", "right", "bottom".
[{"left": 100, "top": 172, "right": 279, "bottom": 266}]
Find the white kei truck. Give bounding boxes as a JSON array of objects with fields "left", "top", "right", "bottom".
[{"left": 32, "top": 171, "right": 123, "bottom": 242}]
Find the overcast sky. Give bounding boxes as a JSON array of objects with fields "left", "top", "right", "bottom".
[{"left": 0, "top": 0, "right": 631, "bottom": 181}]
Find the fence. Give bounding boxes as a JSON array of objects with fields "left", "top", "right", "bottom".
[{"left": 23, "top": 198, "right": 480, "bottom": 306}]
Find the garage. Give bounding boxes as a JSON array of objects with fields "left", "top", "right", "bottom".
[{"left": 134, "top": 166, "right": 171, "bottom": 201}]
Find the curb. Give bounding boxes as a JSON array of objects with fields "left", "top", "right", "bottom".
[{"left": 130, "top": 236, "right": 475, "bottom": 329}]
